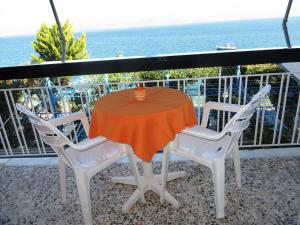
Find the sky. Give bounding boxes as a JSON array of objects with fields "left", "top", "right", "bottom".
[{"left": 0, "top": 0, "right": 300, "bottom": 37}]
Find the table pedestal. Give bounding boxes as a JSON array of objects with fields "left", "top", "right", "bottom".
[{"left": 112, "top": 161, "right": 185, "bottom": 212}]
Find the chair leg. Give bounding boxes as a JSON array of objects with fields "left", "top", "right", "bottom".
[
  {"left": 233, "top": 144, "right": 242, "bottom": 188},
  {"left": 212, "top": 160, "right": 225, "bottom": 219},
  {"left": 160, "top": 146, "right": 170, "bottom": 204},
  {"left": 58, "top": 156, "right": 67, "bottom": 202},
  {"left": 75, "top": 170, "right": 93, "bottom": 225},
  {"left": 126, "top": 148, "right": 145, "bottom": 203}
]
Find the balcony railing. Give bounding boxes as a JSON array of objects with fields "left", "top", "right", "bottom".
[
  {"left": 0, "top": 71, "right": 299, "bottom": 157},
  {"left": 0, "top": 47, "right": 299, "bottom": 157}
]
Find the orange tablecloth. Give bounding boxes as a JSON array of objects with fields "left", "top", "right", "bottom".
[{"left": 89, "top": 87, "right": 196, "bottom": 161}]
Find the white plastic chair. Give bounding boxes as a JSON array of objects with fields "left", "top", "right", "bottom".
[
  {"left": 16, "top": 104, "right": 145, "bottom": 225},
  {"left": 160, "top": 85, "right": 271, "bottom": 218}
]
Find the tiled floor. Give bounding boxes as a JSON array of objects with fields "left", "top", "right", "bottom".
[{"left": 0, "top": 157, "right": 299, "bottom": 225}]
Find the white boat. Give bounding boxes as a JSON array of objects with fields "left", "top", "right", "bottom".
[{"left": 216, "top": 43, "right": 237, "bottom": 50}]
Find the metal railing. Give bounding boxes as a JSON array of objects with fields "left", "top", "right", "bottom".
[{"left": 0, "top": 72, "right": 299, "bottom": 157}]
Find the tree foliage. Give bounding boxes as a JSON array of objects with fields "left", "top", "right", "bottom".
[
  {"left": 242, "top": 64, "right": 283, "bottom": 74},
  {"left": 31, "top": 20, "right": 88, "bottom": 63}
]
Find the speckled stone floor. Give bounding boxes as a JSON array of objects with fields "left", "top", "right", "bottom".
[{"left": 0, "top": 157, "right": 299, "bottom": 225}]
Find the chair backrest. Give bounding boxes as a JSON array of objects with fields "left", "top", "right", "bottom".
[
  {"left": 16, "top": 104, "right": 73, "bottom": 165},
  {"left": 220, "top": 85, "right": 271, "bottom": 154}
]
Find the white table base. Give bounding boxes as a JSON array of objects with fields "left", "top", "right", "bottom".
[{"left": 112, "top": 161, "right": 185, "bottom": 212}]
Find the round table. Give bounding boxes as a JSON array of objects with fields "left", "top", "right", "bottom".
[{"left": 89, "top": 87, "right": 196, "bottom": 211}]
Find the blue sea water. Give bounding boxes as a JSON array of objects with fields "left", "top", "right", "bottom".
[{"left": 0, "top": 17, "right": 299, "bottom": 67}]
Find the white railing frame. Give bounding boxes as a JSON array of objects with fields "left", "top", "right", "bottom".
[{"left": 0, "top": 72, "right": 299, "bottom": 157}]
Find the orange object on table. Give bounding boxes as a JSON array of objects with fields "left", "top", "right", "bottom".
[
  {"left": 134, "top": 87, "right": 146, "bottom": 101},
  {"left": 89, "top": 87, "right": 196, "bottom": 161}
]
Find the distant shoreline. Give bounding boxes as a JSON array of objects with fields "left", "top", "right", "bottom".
[{"left": 1, "top": 16, "right": 300, "bottom": 39}]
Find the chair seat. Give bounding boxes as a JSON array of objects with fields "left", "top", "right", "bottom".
[
  {"left": 177, "top": 126, "right": 231, "bottom": 161},
  {"left": 65, "top": 138, "right": 124, "bottom": 168}
]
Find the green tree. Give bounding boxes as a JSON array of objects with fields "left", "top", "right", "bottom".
[
  {"left": 30, "top": 20, "right": 88, "bottom": 86},
  {"left": 243, "top": 64, "right": 283, "bottom": 74},
  {"left": 32, "top": 20, "right": 88, "bottom": 63}
]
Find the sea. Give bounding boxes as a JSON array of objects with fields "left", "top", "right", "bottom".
[{"left": 0, "top": 17, "right": 300, "bottom": 67}]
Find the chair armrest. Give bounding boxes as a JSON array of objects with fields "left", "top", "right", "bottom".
[
  {"left": 201, "top": 101, "right": 243, "bottom": 128},
  {"left": 70, "top": 136, "right": 107, "bottom": 151},
  {"left": 181, "top": 128, "right": 223, "bottom": 141},
  {"left": 49, "top": 111, "right": 90, "bottom": 136}
]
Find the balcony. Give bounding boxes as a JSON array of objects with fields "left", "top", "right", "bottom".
[{"left": 0, "top": 48, "right": 299, "bottom": 224}]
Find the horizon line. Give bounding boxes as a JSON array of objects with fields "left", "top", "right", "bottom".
[{"left": 1, "top": 16, "right": 300, "bottom": 38}]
